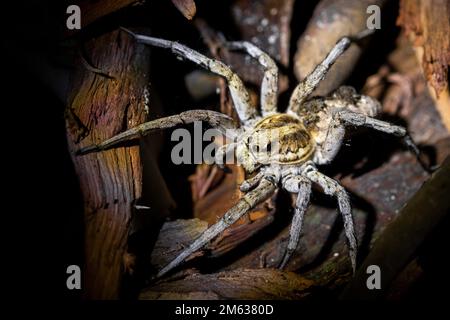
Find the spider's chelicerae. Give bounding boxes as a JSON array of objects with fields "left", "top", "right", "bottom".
[{"left": 78, "top": 28, "right": 425, "bottom": 278}]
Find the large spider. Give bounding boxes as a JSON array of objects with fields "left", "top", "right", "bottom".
[{"left": 78, "top": 28, "right": 424, "bottom": 278}]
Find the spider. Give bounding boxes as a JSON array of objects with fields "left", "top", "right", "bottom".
[{"left": 77, "top": 28, "right": 425, "bottom": 278}]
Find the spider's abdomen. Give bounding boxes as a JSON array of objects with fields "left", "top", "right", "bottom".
[{"left": 247, "top": 114, "right": 314, "bottom": 165}]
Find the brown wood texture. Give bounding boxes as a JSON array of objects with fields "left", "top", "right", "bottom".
[
  {"left": 171, "top": 0, "right": 197, "bottom": 20},
  {"left": 140, "top": 268, "right": 315, "bottom": 300},
  {"left": 397, "top": 0, "right": 450, "bottom": 97},
  {"left": 66, "top": 29, "right": 150, "bottom": 299},
  {"left": 341, "top": 157, "right": 450, "bottom": 299},
  {"left": 397, "top": 0, "right": 450, "bottom": 131}
]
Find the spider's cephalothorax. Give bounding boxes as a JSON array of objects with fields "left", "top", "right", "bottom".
[
  {"left": 77, "top": 28, "right": 425, "bottom": 278},
  {"left": 238, "top": 113, "right": 315, "bottom": 172}
]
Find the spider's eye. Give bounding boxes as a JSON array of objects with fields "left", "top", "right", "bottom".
[
  {"left": 266, "top": 143, "right": 272, "bottom": 152},
  {"left": 252, "top": 144, "right": 260, "bottom": 153}
]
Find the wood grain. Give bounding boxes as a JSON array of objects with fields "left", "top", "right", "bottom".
[
  {"left": 397, "top": 0, "right": 450, "bottom": 130},
  {"left": 66, "top": 29, "right": 150, "bottom": 299},
  {"left": 397, "top": 0, "right": 449, "bottom": 97},
  {"left": 140, "top": 268, "right": 315, "bottom": 300}
]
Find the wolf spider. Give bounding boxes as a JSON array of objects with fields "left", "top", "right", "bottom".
[{"left": 78, "top": 28, "right": 425, "bottom": 278}]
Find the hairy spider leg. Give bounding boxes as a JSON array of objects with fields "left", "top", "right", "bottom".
[
  {"left": 76, "top": 110, "right": 236, "bottom": 155},
  {"left": 121, "top": 28, "right": 256, "bottom": 124},
  {"left": 226, "top": 41, "right": 279, "bottom": 116},
  {"left": 312, "top": 93, "right": 381, "bottom": 165},
  {"left": 303, "top": 163, "right": 357, "bottom": 273},
  {"left": 279, "top": 175, "right": 311, "bottom": 269},
  {"left": 287, "top": 30, "right": 374, "bottom": 114},
  {"left": 156, "top": 178, "right": 277, "bottom": 278},
  {"left": 240, "top": 171, "right": 265, "bottom": 192},
  {"left": 214, "top": 142, "right": 238, "bottom": 171},
  {"left": 323, "top": 109, "right": 430, "bottom": 172}
]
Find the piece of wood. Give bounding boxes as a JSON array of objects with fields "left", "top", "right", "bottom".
[
  {"left": 151, "top": 219, "right": 208, "bottom": 269},
  {"left": 140, "top": 268, "right": 315, "bottom": 300},
  {"left": 66, "top": 29, "right": 150, "bottom": 299},
  {"left": 397, "top": 0, "right": 450, "bottom": 97},
  {"left": 397, "top": 0, "right": 450, "bottom": 131},
  {"left": 171, "top": 0, "right": 196, "bottom": 20},
  {"left": 362, "top": 34, "right": 450, "bottom": 156},
  {"left": 341, "top": 157, "right": 450, "bottom": 300}
]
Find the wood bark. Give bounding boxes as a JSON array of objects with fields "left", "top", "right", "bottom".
[
  {"left": 140, "top": 268, "right": 315, "bottom": 300},
  {"left": 397, "top": 0, "right": 450, "bottom": 97},
  {"left": 66, "top": 29, "right": 150, "bottom": 299},
  {"left": 397, "top": 0, "right": 450, "bottom": 130}
]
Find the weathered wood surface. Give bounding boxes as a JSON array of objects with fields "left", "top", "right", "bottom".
[
  {"left": 341, "top": 157, "right": 450, "bottom": 300},
  {"left": 171, "top": 0, "right": 197, "bottom": 20},
  {"left": 397, "top": 0, "right": 450, "bottom": 131},
  {"left": 66, "top": 29, "right": 150, "bottom": 299},
  {"left": 140, "top": 268, "right": 315, "bottom": 300},
  {"left": 151, "top": 219, "right": 208, "bottom": 269},
  {"left": 362, "top": 34, "right": 450, "bottom": 161},
  {"left": 397, "top": 0, "right": 449, "bottom": 97}
]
